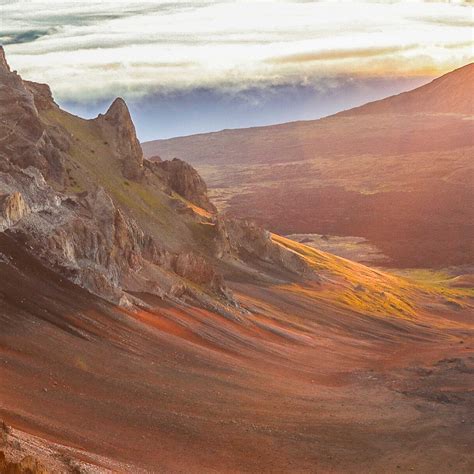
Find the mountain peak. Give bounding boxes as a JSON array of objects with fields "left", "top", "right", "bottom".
[{"left": 104, "top": 97, "right": 132, "bottom": 122}]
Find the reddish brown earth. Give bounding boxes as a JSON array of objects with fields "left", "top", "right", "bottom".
[
  {"left": 227, "top": 181, "right": 474, "bottom": 268},
  {"left": 143, "top": 64, "right": 474, "bottom": 268},
  {"left": 1, "top": 48, "right": 473, "bottom": 473},
  {"left": 1, "top": 232, "right": 473, "bottom": 472}
]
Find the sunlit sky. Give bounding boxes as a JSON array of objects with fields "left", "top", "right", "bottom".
[{"left": 1, "top": 1, "right": 473, "bottom": 139}]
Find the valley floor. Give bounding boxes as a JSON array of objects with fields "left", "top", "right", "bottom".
[{"left": 1, "top": 233, "right": 473, "bottom": 473}]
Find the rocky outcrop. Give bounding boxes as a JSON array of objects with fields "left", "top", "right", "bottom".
[
  {"left": 173, "top": 252, "right": 227, "bottom": 296},
  {"left": 149, "top": 158, "right": 216, "bottom": 213},
  {"left": 0, "top": 47, "right": 69, "bottom": 186},
  {"left": 24, "top": 81, "right": 57, "bottom": 112},
  {"left": 0, "top": 159, "right": 231, "bottom": 306},
  {"left": 148, "top": 154, "right": 162, "bottom": 162},
  {"left": 0, "top": 48, "right": 241, "bottom": 312},
  {"left": 0, "top": 192, "right": 30, "bottom": 231},
  {"left": 0, "top": 451, "right": 49, "bottom": 474},
  {"left": 215, "top": 217, "right": 312, "bottom": 277},
  {"left": 0, "top": 421, "right": 9, "bottom": 447},
  {"left": 95, "top": 98, "right": 144, "bottom": 180},
  {"left": 0, "top": 421, "right": 49, "bottom": 474},
  {"left": 0, "top": 47, "right": 9, "bottom": 72}
]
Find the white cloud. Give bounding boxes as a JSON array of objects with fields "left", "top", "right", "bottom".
[{"left": 1, "top": 0, "right": 472, "bottom": 100}]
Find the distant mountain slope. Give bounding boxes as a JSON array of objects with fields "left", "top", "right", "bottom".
[
  {"left": 338, "top": 63, "right": 474, "bottom": 116},
  {"left": 142, "top": 63, "right": 474, "bottom": 165},
  {"left": 143, "top": 63, "right": 474, "bottom": 268}
]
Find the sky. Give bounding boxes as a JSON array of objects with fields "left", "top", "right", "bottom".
[{"left": 1, "top": 0, "right": 473, "bottom": 140}]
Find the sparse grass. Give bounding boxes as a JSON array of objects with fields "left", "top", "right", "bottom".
[
  {"left": 187, "top": 221, "right": 217, "bottom": 251},
  {"left": 40, "top": 107, "right": 205, "bottom": 252},
  {"left": 272, "top": 234, "right": 473, "bottom": 321}
]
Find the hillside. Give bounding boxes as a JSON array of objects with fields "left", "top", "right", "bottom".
[
  {"left": 338, "top": 63, "right": 474, "bottom": 116},
  {"left": 1, "top": 47, "right": 473, "bottom": 472},
  {"left": 143, "top": 63, "right": 474, "bottom": 268}
]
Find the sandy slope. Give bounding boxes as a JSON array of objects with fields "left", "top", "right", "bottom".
[{"left": 1, "top": 233, "right": 473, "bottom": 472}]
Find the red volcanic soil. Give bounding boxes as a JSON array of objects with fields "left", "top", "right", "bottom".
[
  {"left": 1, "top": 232, "right": 473, "bottom": 472},
  {"left": 227, "top": 181, "right": 474, "bottom": 267}
]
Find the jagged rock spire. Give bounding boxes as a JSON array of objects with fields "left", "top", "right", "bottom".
[
  {"left": 0, "top": 46, "right": 10, "bottom": 72},
  {"left": 104, "top": 97, "right": 131, "bottom": 121},
  {"left": 96, "top": 97, "right": 144, "bottom": 180}
]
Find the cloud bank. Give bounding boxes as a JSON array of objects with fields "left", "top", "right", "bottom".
[
  {"left": 1, "top": 1, "right": 472, "bottom": 139},
  {"left": 1, "top": 0, "right": 472, "bottom": 102}
]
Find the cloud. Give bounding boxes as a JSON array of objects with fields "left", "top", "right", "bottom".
[
  {"left": 1, "top": 0, "right": 471, "bottom": 102},
  {"left": 0, "top": 28, "right": 56, "bottom": 45},
  {"left": 417, "top": 17, "right": 474, "bottom": 28},
  {"left": 85, "top": 60, "right": 195, "bottom": 71},
  {"left": 62, "top": 75, "right": 432, "bottom": 140},
  {"left": 441, "top": 40, "right": 474, "bottom": 50},
  {"left": 267, "top": 45, "right": 418, "bottom": 64}
]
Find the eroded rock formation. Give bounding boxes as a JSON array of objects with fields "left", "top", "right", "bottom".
[
  {"left": 150, "top": 158, "right": 216, "bottom": 212},
  {"left": 0, "top": 192, "right": 30, "bottom": 231},
  {"left": 0, "top": 46, "right": 313, "bottom": 313},
  {"left": 0, "top": 47, "right": 233, "bottom": 308},
  {"left": 0, "top": 51, "right": 69, "bottom": 185},
  {"left": 215, "top": 216, "right": 312, "bottom": 276},
  {"left": 95, "top": 98, "right": 144, "bottom": 180}
]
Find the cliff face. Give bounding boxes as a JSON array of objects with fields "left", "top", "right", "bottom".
[{"left": 0, "top": 53, "right": 69, "bottom": 185}]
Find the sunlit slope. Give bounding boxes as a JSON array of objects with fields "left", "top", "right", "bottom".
[
  {"left": 271, "top": 234, "right": 474, "bottom": 324},
  {"left": 34, "top": 93, "right": 474, "bottom": 327}
]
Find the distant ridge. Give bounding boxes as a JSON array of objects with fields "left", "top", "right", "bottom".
[
  {"left": 142, "top": 63, "right": 474, "bottom": 268},
  {"left": 337, "top": 63, "right": 474, "bottom": 116},
  {"left": 143, "top": 62, "right": 474, "bottom": 154}
]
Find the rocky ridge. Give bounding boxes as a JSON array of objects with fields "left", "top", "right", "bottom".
[
  {"left": 0, "top": 46, "right": 312, "bottom": 312},
  {"left": 0, "top": 52, "right": 69, "bottom": 186},
  {"left": 0, "top": 48, "right": 230, "bottom": 308}
]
